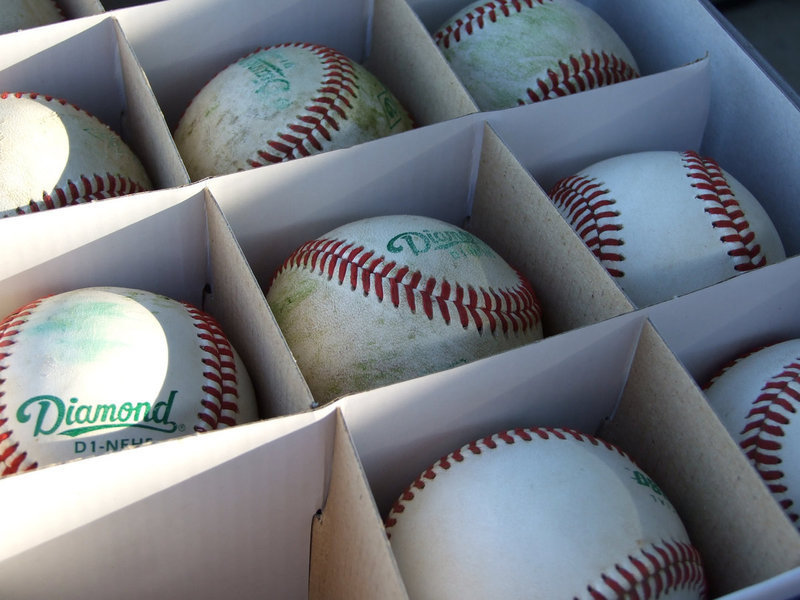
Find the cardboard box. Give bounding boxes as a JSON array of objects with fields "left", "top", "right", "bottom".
[{"left": 2, "top": 0, "right": 800, "bottom": 598}]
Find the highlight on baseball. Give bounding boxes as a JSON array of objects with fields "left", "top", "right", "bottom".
[{"left": 0, "top": 287, "right": 259, "bottom": 477}]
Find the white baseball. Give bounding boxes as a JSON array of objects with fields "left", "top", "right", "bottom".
[
  {"left": 0, "top": 92, "right": 152, "bottom": 218},
  {"left": 549, "top": 150, "right": 786, "bottom": 307},
  {"left": 0, "top": 287, "right": 259, "bottom": 477},
  {"left": 385, "top": 427, "right": 707, "bottom": 599},
  {"left": 173, "top": 42, "right": 414, "bottom": 180},
  {"left": 704, "top": 339, "right": 800, "bottom": 530},
  {"left": 433, "top": 0, "right": 639, "bottom": 111},
  {"left": 0, "top": 0, "right": 64, "bottom": 34},
  {"left": 266, "top": 215, "right": 543, "bottom": 406}
]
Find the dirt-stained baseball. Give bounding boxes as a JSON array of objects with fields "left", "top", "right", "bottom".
[
  {"left": 549, "top": 150, "right": 786, "bottom": 307},
  {"left": 433, "top": 0, "right": 639, "bottom": 111},
  {"left": 266, "top": 215, "right": 543, "bottom": 405},
  {"left": 0, "top": 0, "right": 63, "bottom": 34},
  {"left": 0, "top": 287, "right": 259, "bottom": 477},
  {"left": 386, "top": 427, "right": 707, "bottom": 599},
  {"left": 704, "top": 339, "right": 800, "bottom": 531},
  {"left": 0, "top": 92, "right": 152, "bottom": 218},
  {"left": 174, "top": 42, "right": 414, "bottom": 180}
]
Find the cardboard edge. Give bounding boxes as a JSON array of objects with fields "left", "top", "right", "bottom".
[
  {"left": 309, "top": 408, "right": 408, "bottom": 600},
  {"left": 600, "top": 320, "right": 800, "bottom": 596}
]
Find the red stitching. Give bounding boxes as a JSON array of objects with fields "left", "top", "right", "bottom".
[
  {"left": 385, "top": 427, "right": 707, "bottom": 598},
  {"left": 0, "top": 297, "right": 47, "bottom": 477},
  {"left": 434, "top": 0, "right": 546, "bottom": 49},
  {"left": 681, "top": 151, "right": 767, "bottom": 272},
  {"left": 588, "top": 540, "right": 706, "bottom": 599},
  {"left": 521, "top": 50, "right": 638, "bottom": 104},
  {"left": 549, "top": 174, "right": 625, "bottom": 277},
  {"left": 273, "top": 237, "right": 542, "bottom": 335},
  {"left": 734, "top": 356, "right": 800, "bottom": 522},
  {"left": 11, "top": 173, "right": 147, "bottom": 216},
  {"left": 0, "top": 91, "right": 97, "bottom": 120},
  {"left": 181, "top": 302, "right": 244, "bottom": 432},
  {"left": 243, "top": 42, "right": 360, "bottom": 166}
]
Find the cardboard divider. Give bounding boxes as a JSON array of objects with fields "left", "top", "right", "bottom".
[
  {"left": 203, "top": 189, "right": 315, "bottom": 418},
  {"left": 309, "top": 409, "right": 407, "bottom": 600},
  {"left": 644, "top": 254, "right": 800, "bottom": 385},
  {"left": 0, "top": 16, "right": 187, "bottom": 191},
  {"left": 0, "top": 408, "right": 337, "bottom": 600},
  {"left": 340, "top": 312, "right": 645, "bottom": 516},
  {"left": 600, "top": 321, "right": 800, "bottom": 596},
  {"left": 0, "top": 190, "right": 208, "bottom": 314},
  {"left": 366, "top": 0, "right": 477, "bottom": 125},
  {"left": 486, "top": 58, "right": 711, "bottom": 192},
  {"left": 470, "top": 123, "right": 633, "bottom": 336}
]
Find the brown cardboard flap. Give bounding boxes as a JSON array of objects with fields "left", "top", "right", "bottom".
[
  {"left": 310, "top": 409, "right": 408, "bottom": 600},
  {"left": 469, "top": 123, "right": 634, "bottom": 336},
  {"left": 113, "top": 16, "right": 190, "bottom": 187},
  {"left": 600, "top": 321, "right": 800, "bottom": 596},
  {"left": 367, "top": 0, "right": 477, "bottom": 125},
  {"left": 204, "top": 189, "right": 315, "bottom": 418}
]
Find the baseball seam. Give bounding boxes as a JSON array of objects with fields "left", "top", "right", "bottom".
[
  {"left": 244, "top": 42, "right": 360, "bottom": 166},
  {"left": 434, "top": 0, "right": 550, "bottom": 49},
  {"left": 549, "top": 174, "right": 625, "bottom": 277},
  {"left": 682, "top": 150, "right": 767, "bottom": 272},
  {"left": 13, "top": 173, "right": 147, "bottom": 216},
  {"left": 734, "top": 356, "right": 800, "bottom": 523},
  {"left": 273, "top": 237, "right": 542, "bottom": 335},
  {"left": 385, "top": 427, "right": 707, "bottom": 599},
  {"left": 0, "top": 297, "right": 46, "bottom": 476},
  {"left": 520, "top": 50, "right": 639, "bottom": 104},
  {"left": 182, "top": 302, "right": 244, "bottom": 432}
]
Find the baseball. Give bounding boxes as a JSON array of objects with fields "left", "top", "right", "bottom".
[
  {"left": 173, "top": 42, "right": 415, "bottom": 180},
  {"left": 433, "top": 0, "right": 639, "bottom": 111},
  {"left": 0, "top": 0, "right": 63, "bottom": 35},
  {"left": 704, "top": 339, "right": 800, "bottom": 530},
  {"left": 0, "top": 287, "right": 259, "bottom": 477},
  {"left": 266, "top": 214, "right": 543, "bottom": 406},
  {"left": 385, "top": 427, "right": 707, "bottom": 599},
  {"left": 549, "top": 150, "right": 786, "bottom": 307},
  {"left": 0, "top": 92, "right": 152, "bottom": 218}
]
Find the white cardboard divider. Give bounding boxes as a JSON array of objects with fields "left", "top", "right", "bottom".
[
  {"left": 487, "top": 59, "right": 710, "bottom": 192},
  {"left": 0, "top": 408, "right": 336, "bottom": 600},
  {"left": 0, "top": 189, "right": 206, "bottom": 315},
  {"left": 340, "top": 310, "right": 646, "bottom": 515},
  {"left": 643, "top": 254, "right": 800, "bottom": 386}
]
